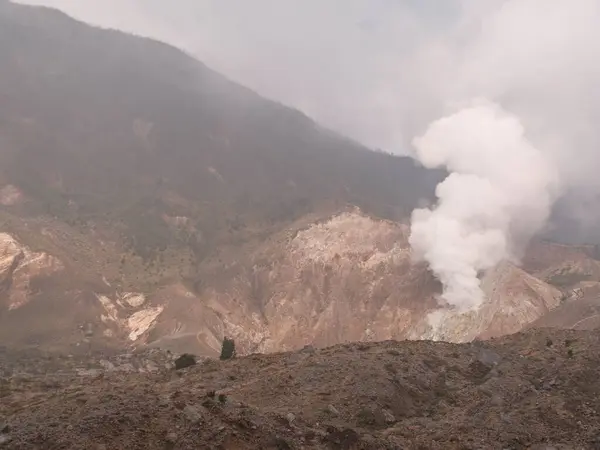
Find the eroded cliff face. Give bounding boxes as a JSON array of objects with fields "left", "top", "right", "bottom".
[
  {"left": 417, "top": 262, "right": 562, "bottom": 343},
  {"left": 223, "top": 211, "right": 439, "bottom": 352},
  {"left": 0, "top": 211, "right": 579, "bottom": 354},
  {"left": 0, "top": 232, "right": 63, "bottom": 311},
  {"left": 149, "top": 210, "right": 568, "bottom": 354}
]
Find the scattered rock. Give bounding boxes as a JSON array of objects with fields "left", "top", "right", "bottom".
[
  {"left": 355, "top": 407, "right": 390, "bottom": 428},
  {"left": 542, "top": 378, "right": 558, "bottom": 390},
  {"left": 301, "top": 345, "right": 316, "bottom": 354},
  {"left": 76, "top": 368, "right": 102, "bottom": 377},
  {"left": 382, "top": 409, "right": 396, "bottom": 424},
  {"left": 477, "top": 348, "right": 502, "bottom": 367},
  {"left": 183, "top": 405, "right": 203, "bottom": 424},
  {"left": 268, "top": 436, "right": 292, "bottom": 450},
  {"left": 468, "top": 360, "right": 493, "bottom": 381},
  {"left": 174, "top": 354, "right": 197, "bottom": 370},
  {"left": 326, "top": 404, "right": 340, "bottom": 416},
  {"left": 117, "top": 363, "right": 135, "bottom": 373},
  {"left": 99, "top": 360, "right": 115, "bottom": 371},
  {"left": 324, "top": 426, "right": 359, "bottom": 449}
]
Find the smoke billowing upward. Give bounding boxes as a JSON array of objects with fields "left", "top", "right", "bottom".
[
  {"left": 409, "top": 100, "right": 559, "bottom": 311},
  {"left": 408, "top": 0, "right": 599, "bottom": 310}
]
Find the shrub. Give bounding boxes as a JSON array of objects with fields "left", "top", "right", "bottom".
[{"left": 219, "top": 337, "right": 236, "bottom": 360}]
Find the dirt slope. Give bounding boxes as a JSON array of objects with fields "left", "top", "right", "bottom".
[
  {"left": 1, "top": 328, "right": 600, "bottom": 449},
  {"left": 524, "top": 242, "right": 600, "bottom": 331}
]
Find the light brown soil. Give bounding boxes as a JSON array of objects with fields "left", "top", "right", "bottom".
[{"left": 1, "top": 329, "right": 600, "bottom": 449}]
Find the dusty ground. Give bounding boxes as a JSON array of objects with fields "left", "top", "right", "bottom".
[{"left": 1, "top": 328, "right": 600, "bottom": 449}]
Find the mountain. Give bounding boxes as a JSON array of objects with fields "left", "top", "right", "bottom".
[
  {"left": 0, "top": 1, "right": 598, "bottom": 355},
  {"left": 0, "top": 1, "right": 440, "bottom": 349},
  {"left": 0, "top": 1, "right": 440, "bottom": 240},
  {"left": 2, "top": 328, "right": 600, "bottom": 449}
]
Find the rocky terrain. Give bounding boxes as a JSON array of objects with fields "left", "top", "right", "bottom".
[
  {"left": 2, "top": 3, "right": 600, "bottom": 449},
  {"left": 1, "top": 206, "right": 591, "bottom": 358},
  {"left": 1, "top": 328, "right": 599, "bottom": 449},
  {"left": 149, "top": 209, "right": 567, "bottom": 355}
]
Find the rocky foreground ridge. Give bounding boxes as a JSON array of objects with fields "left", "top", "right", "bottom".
[{"left": 1, "top": 328, "right": 600, "bottom": 449}]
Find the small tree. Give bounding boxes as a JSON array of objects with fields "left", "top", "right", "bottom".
[{"left": 220, "top": 337, "right": 236, "bottom": 360}]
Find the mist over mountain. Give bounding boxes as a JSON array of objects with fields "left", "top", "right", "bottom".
[
  {"left": 0, "top": 1, "right": 445, "bottom": 352},
  {"left": 15, "top": 0, "right": 600, "bottom": 284},
  {"left": 0, "top": 1, "right": 439, "bottom": 244},
  {"left": 0, "top": 0, "right": 599, "bottom": 358}
]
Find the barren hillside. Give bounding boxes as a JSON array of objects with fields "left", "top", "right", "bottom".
[
  {"left": 0, "top": 1, "right": 598, "bottom": 357},
  {"left": 0, "top": 1, "right": 441, "bottom": 352},
  {"left": 2, "top": 328, "right": 600, "bottom": 449}
]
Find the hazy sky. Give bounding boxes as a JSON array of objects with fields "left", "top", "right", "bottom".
[
  {"left": 15, "top": 0, "right": 472, "bottom": 153},
  {"left": 13, "top": 0, "right": 600, "bottom": 179}
]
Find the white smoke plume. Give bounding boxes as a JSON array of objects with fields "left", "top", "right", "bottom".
[
  {"left": 407, "top": 0, "right": 600, "bottom": 310},
  {"left": 409, "top": 100, "right": 559, "bottom": 311}
]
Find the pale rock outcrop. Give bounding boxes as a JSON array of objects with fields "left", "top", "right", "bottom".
[
  {"left": 120, "top": 292, "right": 146, "bottom": 308},
  {"left": 166, "top": 210, "right": 563, "bottom": 354},
  {"left": 0, "top": 232, "right": 63, "bottom": 310},
  {"left": 0, "top": 212, "right": 572, "bottom": 354},
  {"left": 0, "top": 184, "right": 23, "bottom": 206},
  {"left": 417, "top": 262, "right": 562, "bottom": 342},
  {"left": 95, "top": 292, "right": 162, "bottom": 342},
  {"left": 127, "top": 307, "right": 164, "bottom": 341}
]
